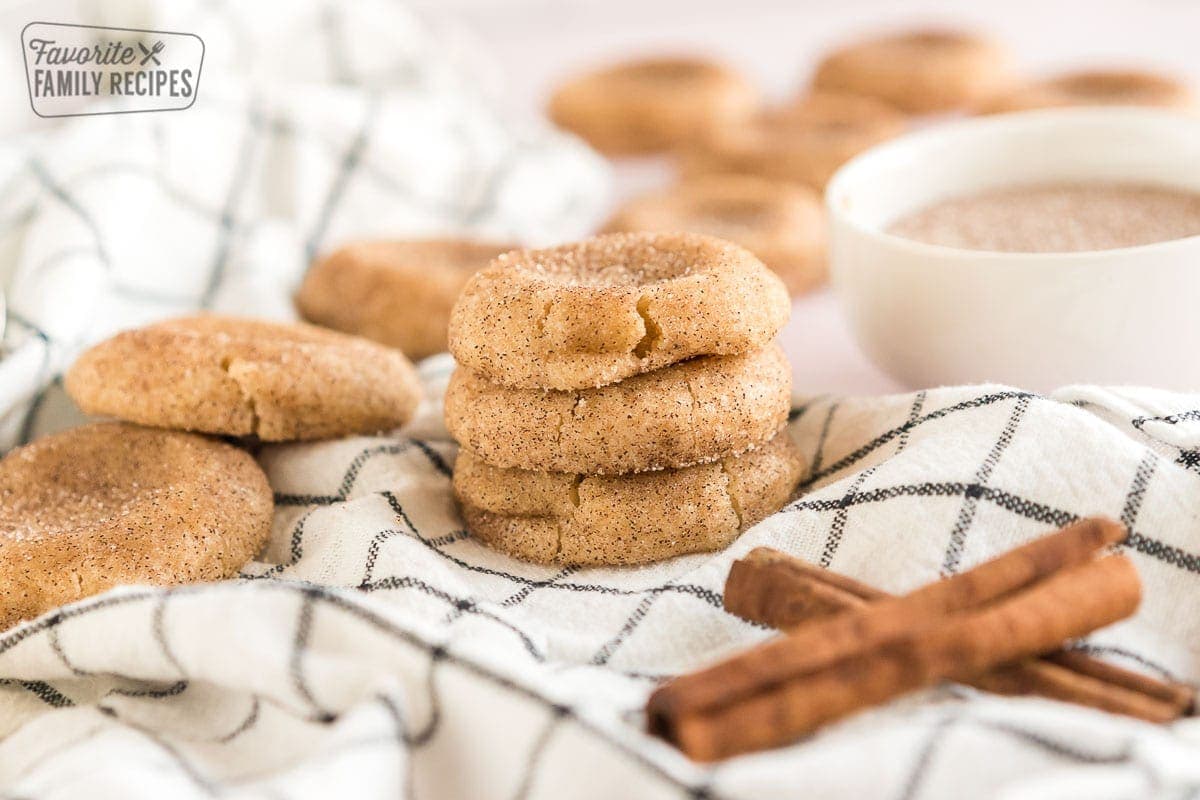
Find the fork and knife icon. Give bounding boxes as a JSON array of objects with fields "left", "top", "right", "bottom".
[{"left": 137, "top": 40, "right": 164, "bottom": 67}]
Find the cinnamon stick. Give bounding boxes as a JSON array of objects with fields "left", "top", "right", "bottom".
[
  {"left": 725, "top": 546, "right": 1194, "bottom": 722},
  {"left": 658, "top": 555, "right": 1140, "bottom": 761},
  {"left": 1045, "top": 650, "right": 1193, "bottom": 710},
  {"left": 647, "top": 518, "right": 1143, "bottom": 761},
  {"left": 654, "top": 517, "right": 1125, "bottom": 719}
]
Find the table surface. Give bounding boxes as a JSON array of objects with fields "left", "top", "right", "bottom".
[{"left": 417, "top": 0, "right": 1200, "bottom": 396}]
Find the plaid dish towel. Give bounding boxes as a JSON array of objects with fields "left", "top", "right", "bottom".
[
  {"left": 5, "top": 3, "right": 1200, "bottom": 800},
  {"left": 0, "top": 0, "right": 608, "bottom": 450},
  {"left": 2, "top": 363, "right": 1200, "bottom": 799}
]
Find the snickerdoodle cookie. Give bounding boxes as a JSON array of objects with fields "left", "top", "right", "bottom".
[
  {"left": 448, "top": 232, "right": 789, "bottom": 391},
  {"left": 455, "top": 430, "right": 803, "bottom": 566},
  {"left": 66, "top": 316, "right": 422, "bottom": 441},
  {"left": 0, "top": 422, "right": 272, "bottom": 629},
  {"left": 813, "top": 30, "right": 1013, "bottom": 113},
  {"left": 548, "top": 56, "right": 758, "bottom": 154},
  {"left": 680, "top": 93, "right": 905, "bottom": 190},
  {"left": 296, "top": 239, "right": 517, "bottom": 360},
  {"left": 603, "top": 175, "right": 827, "bottom": 296},
  {"left": 445, "top": 344, "right": 790, "bottom": 475},
  {"left": 979, "top": 70, "right": 1194, "bottom": 114}
]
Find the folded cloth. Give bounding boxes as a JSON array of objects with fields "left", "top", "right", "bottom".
[
  {"left": 5, "top": 4, "right": 1200, "bottom": 798},
  {"left": 0, "top": 0, "right": 609, "bottom": 449},
  {"left": 1, "top": 362, "right": 1200, "bottom": 799}
]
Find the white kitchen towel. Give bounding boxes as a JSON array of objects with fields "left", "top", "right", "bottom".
[
  {"left": 2, "top": 365, "right": 1200, "bottom": 799},
  {"left": 0, "top": 0, "right": 609, "bottom": 449},
  {"left": 5, "top": 2, "right": 1200, "bottom": 798}
]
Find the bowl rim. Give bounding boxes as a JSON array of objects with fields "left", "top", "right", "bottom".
[{"left": 825, "top": 106, "right": 1200, "bottom": 263}]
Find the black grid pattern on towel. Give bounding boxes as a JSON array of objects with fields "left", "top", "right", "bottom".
[
  {"left": 0, "top": 3, "right": 602, "bottom": 451},
  {"left": 2, "top": 381, "right": 1200, "bottom": 799}
]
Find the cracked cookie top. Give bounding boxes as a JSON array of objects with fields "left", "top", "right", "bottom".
[
  {"left": 65, "top": 315, "right": 422, "bottom": 441},
  {"left": 448, "top": 232, "right": 790, "bottom": 390}
]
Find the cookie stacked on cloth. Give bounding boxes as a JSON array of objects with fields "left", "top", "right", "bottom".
[
  {"left": 0, "top": 315, "right": 424, "bottom": 630},
  {"left": 445, "top": 232, "right": 805, "bottom": 566}
]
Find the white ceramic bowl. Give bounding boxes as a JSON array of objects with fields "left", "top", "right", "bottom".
[{"left": 827, "top": 108, "right": 1200, "bottom": 392}]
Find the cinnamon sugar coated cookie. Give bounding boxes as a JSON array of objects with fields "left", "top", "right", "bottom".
[
  {"left": 980, "top": 70, "right": 1194, "bottom": 114},
  {"left": 66, "top": 316, "right": 422, "bottom": 441},
  {"left": 445, "top": 344, "right": 790, "bottom": 474},
  {"left": 448, "top": 232, "right": 789, "bottom": 390},
  {"left": 0, "top": 423, "right": 272, "bottom": 629},
  {"left": 455, "top": 430, "right": 803, "bottom": 566},
  {"left": 548, "top": 56, "right": 758, "bottom": 154},
  {"left": 603, "top": 175, "right": 827, "bottom": 296},
  {"left": 681, "top": 93, "right": 905, "bottom": 190},
  {"left": 814, "top": 29, "right": 1013, "bottom": 113},
  {"left": 296, "top": 239, "right": 517, "bottom": 360}
]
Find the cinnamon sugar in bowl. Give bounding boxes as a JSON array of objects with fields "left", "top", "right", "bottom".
[
  {"left": 889, "top": 182, "right": 1200, "bottom": 253},
  {"left": 827, "top": 108, "right": 1200, "bottom": 391}
]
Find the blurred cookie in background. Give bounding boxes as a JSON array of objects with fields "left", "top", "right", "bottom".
[
  {"left": 680, "top": 92, "right": 905, "bottom": 191},
  {"left": 548, "top": 56, "right": 759, "bottom": 155},
  {"left": 603, "top": 175, "right": 827, "bottom": 296},
  {"left": 813, "top": 29, "right": 1014, "bottom": 113},
  {"left": 979, "top": 69, "right": 1195, "bottom": 114},
  {"left": 297, "top": 239, "right": 516, "bottom": 360}
]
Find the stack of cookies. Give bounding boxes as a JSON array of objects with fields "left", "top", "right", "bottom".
[{"left": 445, "top": 232, "right": 805, "bottom": 567}]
